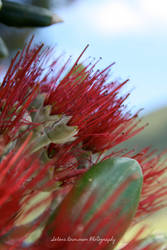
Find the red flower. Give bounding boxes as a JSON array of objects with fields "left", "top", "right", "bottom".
[
  {"left": 42, "top": 50, "right": 144, "bottom": 153},
  {"left": 132, "top": 148, "right": 167, "bottom": 218},
  {"left": 0, "top": 134, "right": 53, "bottom": 241},
  {"left": 0, "top": 39, "right": 167, "bottom": 250},
  {"left": 0, "top": 38, "right": 44, "bottom": 144}
]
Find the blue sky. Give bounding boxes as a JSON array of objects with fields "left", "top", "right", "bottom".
[{"left": 35, "top": 0, "right": 167, "bottom": 115}]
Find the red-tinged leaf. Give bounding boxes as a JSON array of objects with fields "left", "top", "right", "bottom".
[{"left": 31, "top": 157, "right": 143, "bottom": 250}]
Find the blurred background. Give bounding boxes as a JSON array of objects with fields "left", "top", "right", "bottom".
[{"left": 1, "top": 0, "right": 167, "bottom": 153}]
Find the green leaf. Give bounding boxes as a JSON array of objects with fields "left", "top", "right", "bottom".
[
  {"left": 42, "top": 157, "right": 143, "bottom": 249},
  {"left": 0, "top": 1, "right": 63, "bottom": 27}
]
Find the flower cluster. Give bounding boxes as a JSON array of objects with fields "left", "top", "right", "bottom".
[{"left": 0, "top": 39, "right": 167, "bottom": 249}]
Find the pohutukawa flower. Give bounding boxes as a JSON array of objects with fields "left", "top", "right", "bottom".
[
  {"left": 0, "top": 134, "right": 53, "bottom": 238},
  {"left": 43, "top": 50, "right": 144, "bottom": 153},
  {"left": 132, "top": 148, "right": 167, "bottom": 218},
  {"left": 0, "top": 38, "right": 43, "bottom": 144},
  {"left": 0, "top": 38, "right": 167, "bottom": 249}
]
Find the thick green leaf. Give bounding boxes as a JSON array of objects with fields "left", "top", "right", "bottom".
[
  {"left": 40, "top": 157, "right": 143, "bottom": 249},
  {"left": 0, "top": 1, "right": 63, "bottom": 27}
]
